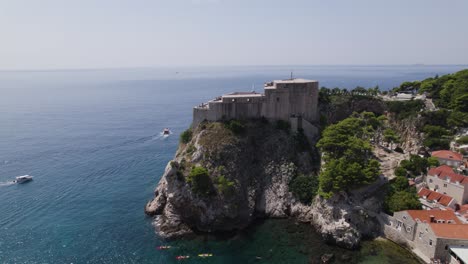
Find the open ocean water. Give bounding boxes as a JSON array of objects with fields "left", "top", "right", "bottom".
[{"left": 0, "top": 65, "right": 466, "bottom": 263}]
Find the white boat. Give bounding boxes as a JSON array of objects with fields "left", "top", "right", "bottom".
[
  {"left": 14, "top": 175, "right": 33, "bottom": 184},
  {"left": 163, "top": 128, "right": 171, "bottom": 135}
]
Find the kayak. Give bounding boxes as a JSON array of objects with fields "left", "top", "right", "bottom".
[
  {"left": 157, "top": 246, "right": 172, "bottom": 250},
  {"left": 198, "top": 254, "right": 213, "bottom": 257},
  {"left": 176, "top": 255, "right": 190, "bottom": 260}
]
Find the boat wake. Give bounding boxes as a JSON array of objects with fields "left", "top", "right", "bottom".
[
  {"left": 0, "top": 181, "right": 15, "bottom": 187},
  {"left": 151, "top": 132, "right": 171, "bottom": 140}
]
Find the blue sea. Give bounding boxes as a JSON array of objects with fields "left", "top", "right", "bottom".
[{"left": 0, "top": 65, "right": 466, "bottom": 263}]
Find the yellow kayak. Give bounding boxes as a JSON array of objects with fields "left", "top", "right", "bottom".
[{"left": 198, "top": 253, "right": 213, "bottom": 257}]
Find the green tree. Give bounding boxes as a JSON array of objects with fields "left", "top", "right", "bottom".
[
  {"left": 423, "top": 125, "right": 449, "bottom": 138},
  {"left": 427, "top": 157, "right": 440, "bottom": 167},
  {"left": 448, "top": 111, "right": 468, "bottom": 127},
  {"left": 385, "top": 100, "right": 425, "bottom": 120},
  {"left": 393, "top": 176, "right": 410, "bottom": 192},
  {"left": 423, "top": 138, "right": 450, "bottom": 150},
  {"left": 454, "top": 94, "right": 468, "bottom": 112},
  {"left": 290, "top": 175, "right": 318, "bottom": 204},
  {"left": 383, "top": 128, "right": 400, "bottom": 149},
  {"left": 385, "top": 190, "right": 421, "bottom": 213},
  {"left": 317, "top": 115, "right": 381, "bottom": 198},
  {"left": 317, "top": 117, "right": 371, "bottom": 161},
  {"left": 400, "top": 155, "right": 429, "bottom": 175},
  {"left": 394, "top": 166, "right": 407, "bottom": 177},
  {"left": 318, "top": 158, "right": 380, "bottom": 198}
]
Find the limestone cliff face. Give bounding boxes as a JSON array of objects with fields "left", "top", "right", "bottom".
[
  {"left": 145, "top": 121, "right": 317, "bottom": 239},
  {"left": 291, "top": 188, "right": 383, "bottom": 249},
  {"left": 145, "top": 121, "right": 384, "bottom": 249},
  {"left": 319, "top": 96, "right": 386, "bottom": 125},
  {"left": 387, "top": 115, "right": 425, "bottom": 154}
]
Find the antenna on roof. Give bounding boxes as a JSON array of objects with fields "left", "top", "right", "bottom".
[
  {"left": 290, "top": 71, "right": 294, "bottom": 80},
  {"left": 251, "top": 84, "right": 255, "bottom": 93}
]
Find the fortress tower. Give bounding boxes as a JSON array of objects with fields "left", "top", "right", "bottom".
[{"left": 262, "top": 79, "right": 318, "bottom": 124}]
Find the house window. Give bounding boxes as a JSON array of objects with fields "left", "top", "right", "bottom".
[
  {"left": 247, "top": 98, "right": 250, "bottom": 102},
  {"left": 419, "top": 232, "right": 423, "bottom": 239},
  {"left": 429, "top": 239, "right": 433, "bottom": 246},
  {"left": 429, "top": 179, "right": 433, "bottom": 183},
  {"left": 443, "top": 183, "right": 447, "bottom": 187},
  {"left": 232, "top": 99, "right": 236, "bottom": 102},
  {"left": 276, "top": 97, "right": 280, "bottom": 102},
  {"left": 403, "top": 216, "right": 407, "bottom": 220},
  {"left": 397, "top": 221, "right": 402, "bottom": 230}
]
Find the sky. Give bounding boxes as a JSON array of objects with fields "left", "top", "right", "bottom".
[{"left": 1, "top": 0, "right": 468, "bottom": 70}]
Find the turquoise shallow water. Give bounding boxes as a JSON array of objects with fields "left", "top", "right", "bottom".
[{"left": 0, "top": 65, "right": 465, "bottom": 263}]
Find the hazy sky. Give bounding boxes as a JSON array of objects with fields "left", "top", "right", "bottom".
[{"left": 1, "top": 0, "right": 468, "bottom": 70}]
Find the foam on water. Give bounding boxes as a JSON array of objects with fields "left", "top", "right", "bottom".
[{"left": 0, "top": 181, "right": 15, "bottom": 187}]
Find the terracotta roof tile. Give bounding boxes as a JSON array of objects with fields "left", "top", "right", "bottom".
[
  {"left": 417, "top": 188, "right": 454, "bottom": 206},
  {"left": 430, "top": 224, "right": 468, "bottom": 239},
  {"left": 428, "top": 165, "right": 468, "bottom": 184},
  {"left": 431, "top": 150, "right": 463, "bottom": 161},
  {"left": 406, "top": 210, "right": 461, "bottom": 224},
  {"left": 428, "top": 165, "right": 454, "bottom": 175}
]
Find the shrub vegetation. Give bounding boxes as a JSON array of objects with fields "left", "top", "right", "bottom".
[
  {"left": 224, "top": 120, "right": 245, "bottom": 134},
  {"left": 187, "top": 166, "right": 213, "bottom": 196},
  {"left": 289, "top": 174, "right": 318, "bottom": 204},
  {"left": 180, "top": 129, "right": 193, "bottom": 144}
]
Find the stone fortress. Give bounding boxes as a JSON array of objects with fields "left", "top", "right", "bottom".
[{"left": 193, "top": 78, "right": 319, "bottom": 142}]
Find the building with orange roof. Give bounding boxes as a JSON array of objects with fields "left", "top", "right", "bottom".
[
  {"left": 418, "top": 188, "right": 456, "bottom": 210},
  {"left": 426, "top": 165, "right": 468, "bottom": 205},
  {"left": 431, "top": 150, "right": 464, "bottom": 167},
  {"left": 387, "top": 210, "right": 468, "bottom": 263}
]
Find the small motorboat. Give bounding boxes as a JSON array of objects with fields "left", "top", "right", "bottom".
[
  {"left": 14, "top": 175, "right": 33, "bottom": 184},
  {"left": 175, "top": 255, "right": 190, "bottom": 260},
  {"left": 163, "top": 128, "right": 171, "bottom": 135}
]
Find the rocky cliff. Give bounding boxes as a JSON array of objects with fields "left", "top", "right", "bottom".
[
  {"left": 387, "top": 114, "right": 425, "bottom": 155},
  {"left": 145, "top": 120, "right": 384, "bottom": 249}
]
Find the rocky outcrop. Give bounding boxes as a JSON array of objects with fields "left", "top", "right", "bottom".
[
  {"left": 291, "top": 190, "right": 382, "bottom": 249},
  {"left": 145, "top": 120, "right": 385, "bottom": 249},
  {"left": 145, "top": 121, "right": 316, "bottom": 238}
]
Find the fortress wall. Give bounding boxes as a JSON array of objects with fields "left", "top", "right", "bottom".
[
  {"left": 263, "top": 88, "right": 292, "bottom": 121},
  {"left": 192, "top": 98, "right": 264, "bottom": 127},
  {"left": 300, "top": 118, "right": 319, "bottom": 143},
  {"left": 290, "top": 117, "right": 319, "bottom": 144},
  {"left": 213, "top": 101, "right": 263, "bottom": 120},
  {"left": 192, "top": 79, "right": 319, "bottom": 128},
  {"left": 193, "top": 108, "right": 211, "bottom": 128},
  {"left": 263, "top": 81, "right": 319, "bottom": 123}
]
